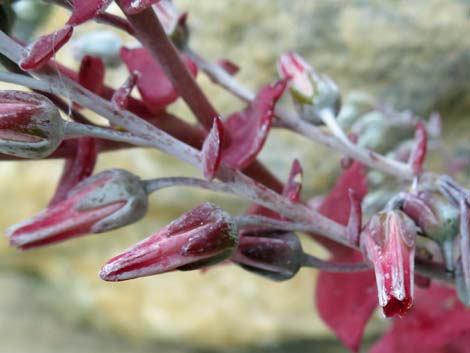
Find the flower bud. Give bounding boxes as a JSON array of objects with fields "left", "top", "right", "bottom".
[
  {"left": 232, "top": 230, "right": 303, "bottom": 281},
  {"left": 277, "top": 52, "right": 341, "bottom": 124},
  {"left": 361, "top": 210, "right": 417, "bottom": 317},
  {"left": 99, "top": 203, "right": 238, "bottom": 281},
  {"left": 0, "top": 90, "right": 64, "bottom": 158},
  {"left": 402, "top": 190, "right": 459, "bottom": 271},
  {"left": 7, "top": 169, "right": 148, "bottom": 250}
]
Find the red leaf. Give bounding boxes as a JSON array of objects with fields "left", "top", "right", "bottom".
[
  {"left": 314, "top": 162, "right": 377, "bottom": 352},
  {"left": 369, "top": 284, "right": 470, "bottom": 353},
  {"left": 282, "top": 158, "right": 303, "bottom": 203},
  {"left": 49, "top": 137, "right": 98, "bottom": 206},
  {"left": 67, "top": 0, "right": 113, "bottom": 26},
  {"left": 222, "top": 80, "right": 286, "bottom": 169},
  {"left": 111, "top": 71, "right": 139, "bottom": 110},
  {"left": 408, "top": 120, "right": 427, "bottom": 175},
  {"left": 78, "top": 55, "right": 105, "bottom": 95},
  {"left": 202, "top": 117, "right": 224, "bottom": 181},
  {"left": 217, "top": 58, "right": 240, "bottom": 76},
  {"left": 120, "top": 47, "right": 198, "bottom": 113},
  {"left": 20, "top": 26, "right": 74, "bottom": 71},
  {"left": 118, "top": 0, "right": 160, "bottom": 14}
]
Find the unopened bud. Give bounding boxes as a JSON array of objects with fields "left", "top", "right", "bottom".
[
  {"left": 100, "top": 203, "right": 238, "bottom": 281},
  {"left": 0, "top": 90, "right": 64, "bottom": 158},
  {"left": 7, "top": 169, "right": 148, "bottom": 250},
  {"left": 232, "top": 230, "right": 303, "bottom": 281}
]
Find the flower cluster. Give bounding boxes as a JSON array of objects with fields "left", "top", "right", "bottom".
[{"left": 0, "top": 1, "right": 468, "bottom": 352}]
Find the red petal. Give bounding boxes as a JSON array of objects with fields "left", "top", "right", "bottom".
[
  {"left": 49, "top": 137, "right": 98, "bottom": 206},
  {"left": 369, "top": 285, "right": 470, "bottom": 353},
  {"left": 222, "top": 80, "right": 286, "bottom": 169},
  {"left": 202, "top": 116, "right": 224, "bottom": 181},
  {"left": 20, "top": 26, "right": 74, "bottom": 71},
  {"left": 118, "top": 0, "right": 159, "bottom": 14},
  {"left": 120, "top": 47, "right": 198, "bottom": 113},
  {"left": 67, "top": 0, "right": 113, "bottom": 26},
  {"left": 78, "top": 55, "right": 105, "bottom": 94},
  {"left": 314, "top": 162, "right": 377, "bottom": 352}
]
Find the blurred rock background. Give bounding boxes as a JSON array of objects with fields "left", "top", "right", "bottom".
[{"left": 0, "top": 0, "right": 469, "bottom": 352}]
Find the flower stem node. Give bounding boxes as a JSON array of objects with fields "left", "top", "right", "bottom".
[
  {"left": 0, "top": 90, "right": 64, "bottom": 159},
  {"left": 99, "top": 203, "right": 238, "bottom": 281},
  {"left": 6, "top": 169, "right": 148, "bottom": 250},
  {"left": 361, "top": 210, "right": 417, "bottom": 317}
]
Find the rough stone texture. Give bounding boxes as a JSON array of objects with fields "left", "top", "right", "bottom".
[{"left": 0, "top": 0, "right": 469, "bottom": 351}]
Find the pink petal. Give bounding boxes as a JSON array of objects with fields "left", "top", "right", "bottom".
[
  {"left": 118, "top": 0, "right": 160, "bottom": 14},
  {"left": 120, "top": 47, "right": 198, "bottom": 113},
  {"left": 20, "top": 26, "right": 74, "bottom": 71},
  {"left": 78, "top": 55, "right": 105, "bottom": 94},
  {"left": 314, "top": 162, "right": 377, "bottom": 352},
  {"left": 67, "top": 0, "right": 113, "bottom": 26},
  {"left": 202, "top": 116, "right": 224, "bottom": 181},
  {"left": 369, "top": 285, "right": 470, "bottom": 353},
  {"left": 222, "top": 80, "right": 286, "bottom": 169},
  {"left": 49, "top": 137, "right": 98, "bottom": 206}
]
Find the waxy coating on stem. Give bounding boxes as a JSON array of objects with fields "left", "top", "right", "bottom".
[
  {"left": 6, "top": 169, "right": 148, "bottom": 250},
  {"left": 201, "top": 116, "right": 224, "bottom": 181},
  {"left": 120, "top": 46, "right": 198, "bottom": 113},
  {"left": 19, "top": 25, "right": 74, "bottom": 70},
  {"left": 222, "top": 80, "right": 286, "bottom": 169},
  {"left": 0, "top": 90, "right": 64, "bottom": 159},
  {"left": 99, "top": 203, "right": 238, "bottom": 281},
  {"left": 361, "top": 210, "right": 417, "bottom": 317},
  {"left": 232, "top": 230, "right": 303, "bottom": 282}
]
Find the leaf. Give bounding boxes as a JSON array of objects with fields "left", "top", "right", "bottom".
[
  {"left": 369, "top": 284, "right": 470, "bottom": 353},
  {"left": 20, "top": 26, "right": 74, "bottom": 71},
  {"left": 49, "top": 137, "right": 98, "bottom": 206},
  {"left": 282, "top": 158, "right": 303, "bottom": 203},
  {"left": 78, "top": 55, "right": 105, "bottom": 94},
  {"left": 222, "top": 80, "right": 286, "bottom": 169},
  {"left": 314, "top": 162, "right": 377, "bottom": 352},
  {"left": 120, "top": 47, "right": 198, "bottom": 113},
  {"left": 111, "top": 71, "right": 138, "bottom": 110},
  {"left": 202, "top": 116, "right": 224, "bottom": 181},
  {"left": 67, "top": 0, "right": 113, "bottom": 26}
]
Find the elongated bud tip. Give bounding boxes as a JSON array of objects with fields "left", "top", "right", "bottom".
[
  {"left": 408, "top": 120, "right": 427, "bottom": 175},
  {"left": 0, "top": 90, "right": 64, "bottom": 159},
  {"left": 100, "top": 203, "right": 238, "bottom": 281},
  {"left": 202, "top": 116, "right": 224, "bottom": 181}
]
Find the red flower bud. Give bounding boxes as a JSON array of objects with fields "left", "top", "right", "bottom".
[
  {"left": 232, "top": 230, "right": 303, "bottom": 281},
  {"left": 99, "top": 203, "right": 238, "bottom": 281},
  {"left": 361, "top": 210, "right": 417, "bottom": 317},
  {"left": 7, "top": 169, "right": 148, "bottom": 250},
  {"left": 0, "top": 90, "right": 64, "bottom": 158}
]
